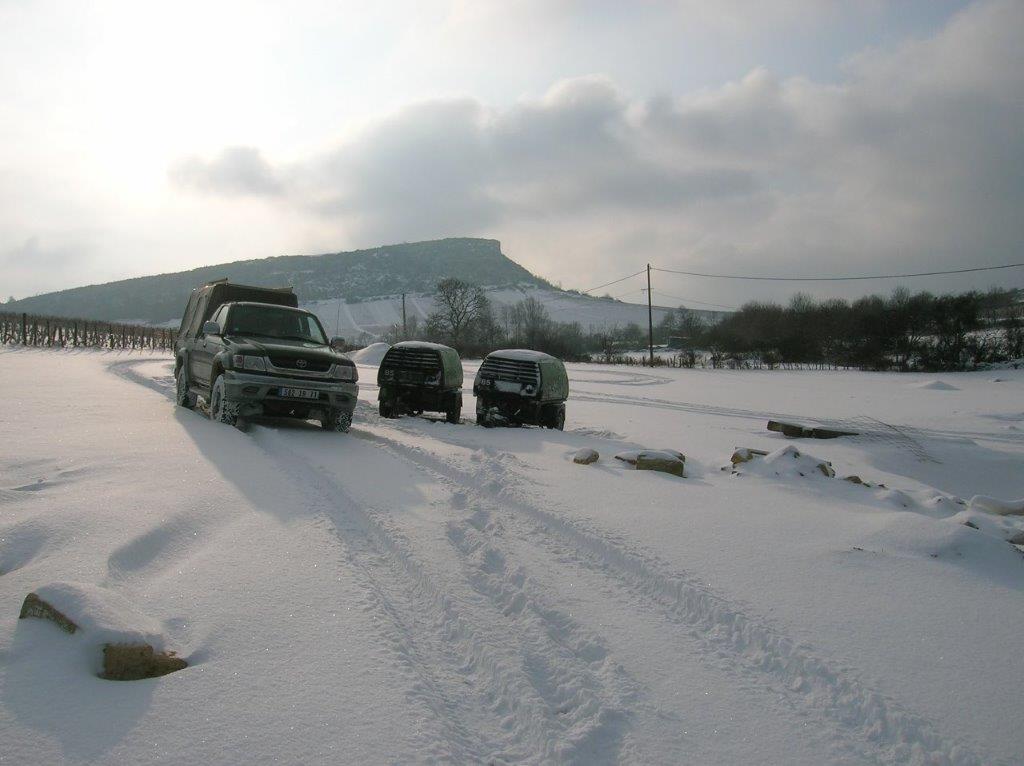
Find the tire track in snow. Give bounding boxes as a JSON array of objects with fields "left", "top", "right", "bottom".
[
  {"left": 250, "top": 427, "right": 637, "bottom": 764},
  {"left": 353, "top": 420, "right": 995, "bottom": 766}
]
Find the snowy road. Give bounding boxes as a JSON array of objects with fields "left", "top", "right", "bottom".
[{"left": 2, "top": 349, "right": 1023, "bottom": 765}]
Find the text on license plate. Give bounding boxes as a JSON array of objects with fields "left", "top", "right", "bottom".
[{"left": 278, "top": 387, "right": 319, "bottom": 399}]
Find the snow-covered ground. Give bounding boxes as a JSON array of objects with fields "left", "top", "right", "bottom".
[{"left": 2, "top": 347, "right": 1023, "bottom": 765}]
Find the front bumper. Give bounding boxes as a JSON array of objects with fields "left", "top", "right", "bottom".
[{"left": 223, "top": 370, "right": 358, "bottom": 418}]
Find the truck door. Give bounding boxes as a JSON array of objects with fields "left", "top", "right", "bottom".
[{"left": 190, "top": 303, "right": 225, "bottom": 390}]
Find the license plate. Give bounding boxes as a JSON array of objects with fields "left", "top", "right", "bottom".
[{"left": 278, "top": 387, "right": 319, "bottom": 400}]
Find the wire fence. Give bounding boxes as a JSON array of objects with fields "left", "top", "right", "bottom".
[{"left": 0, "top": 311, "right": 177, "bottom": 352}]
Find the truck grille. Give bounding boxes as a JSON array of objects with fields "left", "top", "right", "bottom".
[
  {"left": 268, "top": 355, "right": 332, "bottom": 373},
  {"left": 478, "top": 357, "right": 540, "bottom": 386},
  {"left": 382, "top": 347, "right": 440, "bottom": 373}
]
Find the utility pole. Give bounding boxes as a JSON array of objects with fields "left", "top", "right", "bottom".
[
  {"left": 401, "top": 292, "right": 408, "bottom": 337},
  {"left": 647, "top": 263, "right": 654, "bottom": 366}
]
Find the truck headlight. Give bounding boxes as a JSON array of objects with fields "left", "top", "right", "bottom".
[
  {"left": 334, "top": 365, "right": 357, "bottom": 382},
  {"left": 232, "top": 354, "right": 266, "bottom": 371}
]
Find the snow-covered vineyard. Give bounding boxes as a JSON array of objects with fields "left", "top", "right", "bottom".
[{"left": 2, "top": 347, "right": 1023, "bottom": 765}]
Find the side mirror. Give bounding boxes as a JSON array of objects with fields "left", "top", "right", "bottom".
[
  {"left": 330, "top": 336, "right": 346, "bottom": 351},
  {"left": 202, "top": 320, "right": 221, "bottom": 336}
]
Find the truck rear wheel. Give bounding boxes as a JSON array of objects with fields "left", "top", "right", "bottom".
[
  {"left": 175, "top": 364, "right": 196, "bottom": 409},
  {"left": 209, "top": 374, "right": 238, "bottom": 427},
  {"left": 379, "top": 401, "right": 396, "bottom": 419},
  {"left": 446, "top": 404, "right": 461, "bottom": 424}
]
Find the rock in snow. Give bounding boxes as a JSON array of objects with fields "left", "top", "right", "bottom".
[
  {"left": 572, "top": 448, "right": 599, "bottom": 465},
  {"left": 635, "top": 454, "right": 686, "bottom": 477},
  {"left": 102, "top": 644, "right": 187, "bottom": 681},
  {"left": 730, "top": 447, "right": 769, "bottom": 465},
  {"left": 19, "top": 592, "right": 78, "bottom": 634},
  {"left": 18, "top": 582, "right": 186, "bottom": 679},
  {"left": 614, "top": 448, "right": 685, "bottom": 466},
  {"left": 614, "top": 449, "right": 686, "bottom": 477},
  {"left": 730, "top": 445, "right": 835, "bottom": 479}
]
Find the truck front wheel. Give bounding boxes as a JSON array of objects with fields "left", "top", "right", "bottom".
[
  {"left": 322, "top": 409, "right": 353, "bottom": 433},
  {"left": 209, "top": 374, "right": 238, "bottom": 427}
]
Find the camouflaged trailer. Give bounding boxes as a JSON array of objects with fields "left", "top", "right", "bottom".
[
  {"left": 377, "top": 341, "right": 464, "bottom": 423},
  {"left": 473, "top": 349, "right": 568, "bottom": 430}
]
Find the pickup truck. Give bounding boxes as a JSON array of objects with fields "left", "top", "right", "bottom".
[{"left": 174, "top": 280, "right": 358, "bottom": 431}]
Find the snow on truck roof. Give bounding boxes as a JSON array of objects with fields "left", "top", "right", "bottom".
[{"left": 486, "top": 348, "right": 560, "bottom": 363}]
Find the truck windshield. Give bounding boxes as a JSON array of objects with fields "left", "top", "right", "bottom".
[{"left": 225, "top": 305, "right": 328, "bottom": 345}]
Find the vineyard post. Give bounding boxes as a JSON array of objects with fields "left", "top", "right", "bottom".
[{"left": 21, "top": 312, "right": 27, "bottom": 345}]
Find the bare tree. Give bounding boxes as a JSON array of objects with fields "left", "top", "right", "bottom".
[{"left": 426, "top": 278, "right": 489, "bottom": 346}]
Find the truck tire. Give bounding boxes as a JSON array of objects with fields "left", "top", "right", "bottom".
[
  {"left": 446, "top": 404, "right": 461, "bottom": 424},
  {"left": 476, "top": 398, "right": 492, "bottom": 427},
  {"left": 545, "top": 404, "right": 565, "bottom": 431},
  {"left": 209, "top": 374, "right": 238, "bottom": 427},
  {"left": 322, "top": 409, "right": 353, "bottom": 433},
  {"left": 379, "top": 401, "right": 396, "bottom": 419},
  {"left": 175, "top": 364, "right": 196, "bottom": 409}
]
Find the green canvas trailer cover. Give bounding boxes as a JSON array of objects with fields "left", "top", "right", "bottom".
[
  {"left": 481, "top": 349, "right": 568, "bottom": 402},
  {"left": 538, "top": 356, "right": 569, "bottom": 401},
  {"left": 380, "top": 341, "right": 463, "bottom": 389}
]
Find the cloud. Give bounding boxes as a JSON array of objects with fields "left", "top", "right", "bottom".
[
  {"left": 168, "top": 0, "right": 1024, "bottom": 301},
  {"left": 169, "top": 146, "right": 282, "bottom": 197}
]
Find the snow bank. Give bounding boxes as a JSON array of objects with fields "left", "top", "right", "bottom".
[
  {"left": 952, "top": 509, "right": 1024, "bottom": 544},
  {"left": 914, "top": 380, "right": 959, "bottom": 391},
  {"left": 968, "top": 495, "right": 1024, "bottom": 516},
  {"left": 348, "top": 342, "right": 390, "bottom": 365},
  {"left": 861, "top": 514, "right": 1024, "bottom": 573},
  {"left": 30, "top": 582, "right": 166, "bottom": 655}
]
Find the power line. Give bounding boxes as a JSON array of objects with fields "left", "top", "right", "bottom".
[
  {"left": 651, "top": 261, "right": 1024, "bottom": 282},
  {"left": 650, "top": 290, "right": 736, "bottom": 310},
  {"left": 580, "top": 269, "right": 647, "bottom": 294}
]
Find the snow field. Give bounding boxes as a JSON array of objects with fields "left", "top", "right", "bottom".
[{"left": 2, "top": 347, "right": 1023, "bottom": 764}]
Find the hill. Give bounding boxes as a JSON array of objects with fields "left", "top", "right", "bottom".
[
  {"left": 306, "top": 287, "right": 728, "bottom": 342},
  {"left": 5, "top": 238, "right": 546, "bottom": 325}
]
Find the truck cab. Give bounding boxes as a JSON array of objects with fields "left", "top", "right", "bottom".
[{"left": 174, "top": 281, "right": 358, "bottom": 431}]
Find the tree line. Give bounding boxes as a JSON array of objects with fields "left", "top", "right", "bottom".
[
  {"left": 390, "top": 280, "right": 1023, "bottom": 371},
  {"left": 657, "top": 287, "right": 1023, "bottom": 370}
]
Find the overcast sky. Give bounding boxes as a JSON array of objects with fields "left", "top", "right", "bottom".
[{"left": 2, "top": 0, "right": 1022, "bottom": 308}]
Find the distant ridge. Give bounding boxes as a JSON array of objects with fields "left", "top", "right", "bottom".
[{"left": 5, "top": 238, "right": 546, "bottom": 324}]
